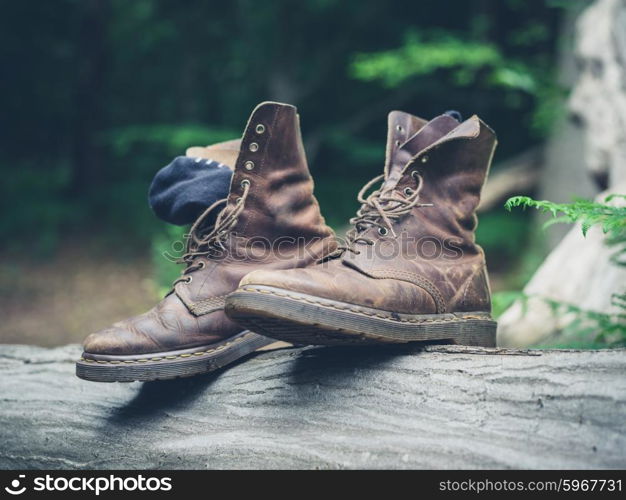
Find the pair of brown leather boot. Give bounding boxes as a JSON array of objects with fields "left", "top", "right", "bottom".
[{"left": 76, "top": 101, "right": 497, "bottom": 383}]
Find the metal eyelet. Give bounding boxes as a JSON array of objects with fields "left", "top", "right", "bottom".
[
  {"left": 421, "top": 155, "right": 429, "bottom": 163},
  {"left": 396, "top": 125, "right": 403, "bottom": 132},
  {"left": 241, "top": 179, "right": 250, "bottom": 188},
  {"left": 244, "top": 161, "right": 255, "bottom": 170},
  {"left": 197, "top": 261, "right": 206, "bottom": 270},
  {"left": 404, "top": 187, "right": 414, "bottom": 196},
  {"left": 411, "top": 170, "right": 422, "bottom": 179},
  {"left": 249, "top": 142, "right": 259, "bottom": 152},
  {"left": 395, "top": 140, "right": 401, "bottom": 147},
  {"left": 255, "top": 124, "right": 265, "bottom": 134},
  {"left": 185, "top": 276, "right": 193, "bottom": 284},
  {"left": 378, "top": 227, "right": 388, "bottom": 236}
]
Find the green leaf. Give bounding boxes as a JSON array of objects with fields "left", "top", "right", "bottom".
[{"left": 351, "top": 32, "right": 503, "bottom": 88}]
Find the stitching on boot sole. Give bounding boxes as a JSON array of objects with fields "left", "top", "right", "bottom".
[
  {"left": 78, "top": 333, "right": 254, "bottom": 365},
  {"left": 240, "top": 287, "right": 490, "bottom": 324}
]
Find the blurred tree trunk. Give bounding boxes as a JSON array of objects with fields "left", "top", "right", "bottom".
[
  {"left": 69, "top": 0, "right": 108, "bottom": 195},
  {"left": 498, "top": 0, "right": 626, "bottom": 347},
  {"left": 535, "top": 0, "right": 596, "bottom": 249}
]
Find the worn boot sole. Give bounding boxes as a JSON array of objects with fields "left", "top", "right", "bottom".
[
  {"left": 225, "top": 285, "right": 497, "bottom": 347},
  {"left": 76, "top": 331, "right": 280, "bottom": 383}
]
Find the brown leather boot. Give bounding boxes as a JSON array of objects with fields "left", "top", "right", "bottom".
[
  {"left": 77, "top": 102, "right": 336, "bottom": 381},
  {"left": 225, "top": 111, "right": 498, "bottom": 347}
]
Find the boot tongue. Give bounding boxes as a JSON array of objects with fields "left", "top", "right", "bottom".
[
  {"left": 382, "top": 113, "right": 460, "bottom": 192},
  {"left": 382, "top": 111, "right": 426, "bottom": 191}
]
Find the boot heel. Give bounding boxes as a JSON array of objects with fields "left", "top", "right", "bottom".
[{"left": 449, "top": 319, "right": 497, "bottom": 348}]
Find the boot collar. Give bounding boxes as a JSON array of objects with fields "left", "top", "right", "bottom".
[
  {"left": 383, "top": 111, "right": 484, "bottom": 192},
  {"left": 387, "top": 113, "right": 492, "bottom": 178}
]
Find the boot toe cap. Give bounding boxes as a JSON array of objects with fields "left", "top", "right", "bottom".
[
  {"left": 238, "top": 264, "right": 438, "bottom": 314},
  {"left": 240, "top": 269, "right": 299, "bottom": 289},
  {"left": 239, "top": 268, "right": 327, "bottom": 296},
  {"left": 239, "top": 266, "right": 368, "bottom": 306},
  {"left": 82, "top": 325, "right": 143, "bottom": 356}
]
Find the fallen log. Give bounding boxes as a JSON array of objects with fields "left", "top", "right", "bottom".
[{"left": 1, "top": 344, "right": 624, "bottom": 469}]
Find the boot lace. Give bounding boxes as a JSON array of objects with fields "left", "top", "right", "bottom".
[
  {"left": 172, "top": 180, "right": 251, "bottom": 286},
  {"left": 328, "top": 171, "right": 431, "bottom": 258}
]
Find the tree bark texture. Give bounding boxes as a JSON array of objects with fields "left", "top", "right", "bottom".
[{"left": 1, "top": 344, "right": 625, "bottom": 469}]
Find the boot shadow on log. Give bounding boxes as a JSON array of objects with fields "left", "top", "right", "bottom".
[
  {"left": 106, "top": 369, "right": 224, "bottom": 424},
  {"left": 105, "top": 347, "right": 280, "bottom": 424},
  {"left": 287, "top": 342, "right": 446, "bottom": 398}
]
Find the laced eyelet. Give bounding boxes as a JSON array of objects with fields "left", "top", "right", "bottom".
[
  {"left": 244, "top": 161, "right": 255, "bottom": 170},
  {"left": 378, "top": 227, "right": 388, "bottom": 236},
  {"left": 404, "top": 187, "right": 414, "bottom": 196},
  {"left": 411, "top": 170, "right": 422, "bottom": 180},
  {"left": 249, "top": 142, "right": 259, "bottom": 152},
  {"left": 241, "top": 179, "right": 250, "bottom": 188},
  {"left": 255, "top": 124, "right": 265, "bottom": 134},
  {"left": 185, "top": 276, "right": 193, "bottom": 284}
]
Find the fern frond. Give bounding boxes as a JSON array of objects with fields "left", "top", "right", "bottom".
[{"left": 504, "top": 193, "right": 626, "bottom": 346}]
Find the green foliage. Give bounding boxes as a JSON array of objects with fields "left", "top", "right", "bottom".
[
  {"left": 491, "top": 291, "right": 523, "bottom": 319},
  {"left": 105, "top": 125, "right": 237, "bottom": 158},
  {"left": 0, "top": 0, "right": 565, "bottom": 259},
  {"left": 505, "top": 194, "right": 626, "bottom": 347},
  {"left": 475, "top": 211, "right": 529, "bottom": 261},
  {"left": 351, "top": 31, "right": 548, "bottom": 98},
  {"left": 351, "top": 32, "right": 503, "bottom": 88},
  {"left": 528, "top": 78, "right": 568, "bottom": 134},
  {"left": 542, "top": 295, "right": 626, "bottom": 347},
  {"left": 349, "top": 17, "right": 565, "bottom": 138},
  {"left": 151, "top": 224, "right": 188, "bottom": 296},
  {"left": 505, "top": 195, "right": 626, "bottom": 261},
  {"left": 494, "top": 291, "right": 626, "bottom": 348},
  {"left": 314, "top": 178, "right": 365, "bottom": 231}
]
